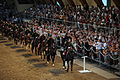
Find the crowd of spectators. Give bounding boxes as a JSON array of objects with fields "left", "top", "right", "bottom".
[
  {"left": 23, "top": 4, "right": 120, "bottom": 29},
  {"left": 0, "top": 0, "right": 17, "bottom": 21}
]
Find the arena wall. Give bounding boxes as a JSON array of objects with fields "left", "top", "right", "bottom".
[{"left": 14, "top": 0, "right": 33, "bottom": 12}]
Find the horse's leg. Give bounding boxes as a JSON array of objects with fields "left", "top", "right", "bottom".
[
  {"left": 38, "top": 48, "right": 40, "bottom": 56},
  {"left": 60, "top": 52, "right": 66, "bottom": 68},
  {"left": 35, "top": 46, "right": 37, "bottom": 55},
  {"left": 21, "top": 39, "right": 23, "bottom": 47},
  {"left": 14, "top": 38, "right": 17, "bottom": 45},
  {"left": 51, "top": 55, "right": 55, "bottom": 66},
  {"left": 28, "top": 42, "right": 30, "bottom": 48},
  {"left": 25, "top": 41, "right": 28, "bottom": 49},
  {"left": 40, "top": 49, "right": 43, "bottom": 59},
  {"left": 70, "top": 59, "right": 73, "bottom": 71},
  {"left": 20, "top": 40, "right": 22, "bottom": 47},
  {"left": 67, "top": 60, "right": 69, "bottom": 72},
  {"left": 43, "top": 51, "right": 46, "bottom": 60},
  {"left": 20, "top": 39, "right": 22, "bottom": 45},
  {"left": 47, "top": 54, "right": 50, "bottom": 64},
  {"left": 63, "top": 59, "right": 66, "bottom": 69},
  {"left": 31, "top": 44, "right": 34, "bottom": 53},
  {"left": 40, "top": 50, "right": 43, "bottom": 59},
  {"left": 16, "top": 39, "right": 17, "bottom": 45},
  {"left": 62, "top": 55, "right": 66, "bottom": 69}
]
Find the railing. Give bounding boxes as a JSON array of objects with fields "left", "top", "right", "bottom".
[
  {"left": 37, "top": 17, "right": 120, "bottom": 35},
  {"left": 39, "top": 17, "right": 120, "bottom": 39}
]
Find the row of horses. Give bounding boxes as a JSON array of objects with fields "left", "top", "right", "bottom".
[{"left": 0, "top": 21, "right": 76, "bottom": 72}]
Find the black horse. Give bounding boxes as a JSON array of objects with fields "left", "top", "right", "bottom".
[
  {"left": 64, "top": 42, "right": 75, "bottom": 72},
  {"left": 60, "top": 35, "right": 76, "bottom": 72},
  {"left": 46, "top": 37, "right": 56, "bottom": 66}
]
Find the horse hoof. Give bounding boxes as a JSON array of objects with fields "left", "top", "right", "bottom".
[
  {"left": 52, "top": 64, "right": 55, "bottom": 67},
  {"left": 62, "top": 66, "right": 65, "bottom": 69},
  {"left": 47, "top": 61, "right": 49, "bottom": 64},
  {"left": 65, "top": 69, "right": 69, "bottom": 72},
  {"left": 65, "top": 69, "right": 67, "bottom": 71}
]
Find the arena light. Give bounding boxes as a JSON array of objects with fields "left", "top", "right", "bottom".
[
  {"left": 102, "top": 0, "right": 107, "bottom": 6},
  {"left": 57, "top": 1, "right": 61, "bottom": 7}
]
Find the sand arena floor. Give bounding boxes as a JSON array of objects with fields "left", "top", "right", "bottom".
[{"left": 0, "top": 35, "right": 119, "bottom": 80}]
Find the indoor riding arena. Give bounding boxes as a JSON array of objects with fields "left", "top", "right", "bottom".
[{"left": 0, "top": 0, "right": 120, "bottom": 80}]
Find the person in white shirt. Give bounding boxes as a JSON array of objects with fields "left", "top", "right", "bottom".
[
  {"left": 103, "top": 42, "right": 107, "bottom": 50},
  {"left": 94, "top": 39, "right": 104, "bottom": 62}
]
